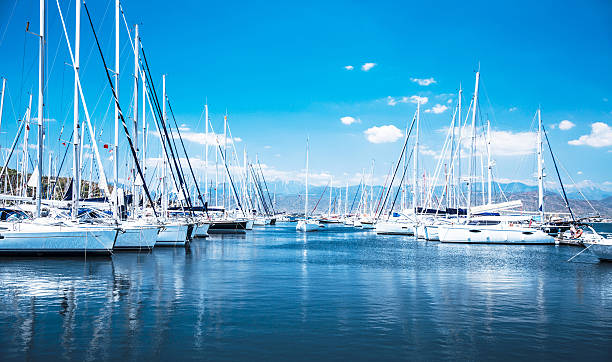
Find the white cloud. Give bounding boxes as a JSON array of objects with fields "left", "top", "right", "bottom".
[
  {"left": 264, "top": 145, "right": 272, "bottom": 149},
  {"left": 410, "top": 77, "right": 436, "bottom": 86},
  {"left": 568, "top": 122, "right": 612, "bottom": 147},
  {"left": 409, "top": 95, "right": 428, "bottom": 105},
  {"left": 340, "top": 116, "right": 360, "bottom": 125},
  {"left": 509, "top": 107, "right": 518, "bottom": 112},
  {"left": 364, "top": 125, "right": 403, "bottom": 144},
  {"left": 419, "top": 145, "right": 438, "bottom": 157},
  {"left": 361, "top": 62, "right": 376, "bottom": 71},
  {"left": 424, "top": 104, "right": 448, "bottom": 114},
  {"left": 344, "top": 65, "right": 354, "bottom": 70},
  {"left": 150, "top": 128, "right": 239, "bottom": 146},
  {"left": 386, "top": 95, "right": 428, "bottom": 106},
  {"left": 577, "top": 171, "right": 583, "bottom": 175},
  {"left": 447, "top": 99, "right": 453, "bottom": 104},
  {"left": 442, "top": 126, "right": 537, "bottom": 157},
  {"left": 558, "top": 120, "right": 575, "bottom": 130}
]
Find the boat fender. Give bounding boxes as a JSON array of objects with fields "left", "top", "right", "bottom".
[{"left": 572, "top": 228, "right": 583, "bottom": 239}]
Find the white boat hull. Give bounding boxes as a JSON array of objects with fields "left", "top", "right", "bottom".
[
  {"left": 438, "top": 225, "right": 554, "bottom": 244},
  {"left": 156, "top": 223, "right": 191, "bottom": 246},
  {"left": 114, "top": 224, "right": 159, "bottom": 251},
  {"left": 424, "top": 225, "right": 440, "bottom": 241},
  {"left": 375, "top": 221, "right": 415, "bottom": 235},
  {"left": 193, "top": 223, "right": 210, "bottom": 238},
  {"left": 585, "top": 241, "right": 612, "bottom": 261},
  {"left": 296, "top": 220, "right": 320, "bottom": 232},
  {"left": 0, "top": 223, "right": 117, "bottom": 255}
]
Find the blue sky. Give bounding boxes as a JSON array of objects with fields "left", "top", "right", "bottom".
[{"left": 0, "top": 0, "right": 611, "bottom": 192}]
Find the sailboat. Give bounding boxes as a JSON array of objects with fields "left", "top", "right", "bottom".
[
  {"left": 0, "top": 0, "right": 118, "bottom": 255},
  {"left": 437, "top": 71, "right": 553, "bottom": 244},
  {"left": 297, "top": 138, "right": 320, "bottom": 232}
]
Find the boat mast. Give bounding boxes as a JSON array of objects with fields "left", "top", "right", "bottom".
[
  {"left": 22, "top": 95, "right": 32, "bottom": 197},
  {"left": 328, "top": 176, "right": 333, "bottom": 217},
  {"left": 113, "top": 0, "right": 120, "bottom": 219},
  {"left": 487, "top": 120, "right": 492, "bottom": 204},
  {"left": 537, "top": 108, "right": 544, "bottom": 222},
  {"left": 305, "top": 137, "right": 309, "bottom": 219},
  {"left": 162, "top": 74, "right": 168, "bottom": 218},
  {"left": 204, "top": 102, "right": 208, "bottom": 205},
  {"left": 467, "top": 70, "right": 480, "bottom": 218},
  {"left": 141, "top": 64, "right": 147, "bottom": 210},
  {"left": 132, "top": 23, "right": 139, "bottom": 216},
  {"left": 456, "top": 84, "right": 462, "bottom": 211},
  {"left": 223, "top": 113, "right": 227, "bottom": 211},
  {"left": 412, "top": 102, "right": 420, "bottom": 211},
  {"left": 72, "top": 0, "right": 80, "bottom": 220},
  {"left": 370, "top": 159, "right": 374, "bottom": 216},
  {"left": 35, "top": 0, "right": 45, "bottom": 218},
  {"left": 0, "top": 78, "right": 5, "bottom": 143}
]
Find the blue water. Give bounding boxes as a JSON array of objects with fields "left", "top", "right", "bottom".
[{"left": 0, "top": 223, "right": 611, "bottom": 361}]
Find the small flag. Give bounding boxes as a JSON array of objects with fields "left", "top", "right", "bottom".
[{"left": 103, "top": 144, "right": 109, "bottom": 149}]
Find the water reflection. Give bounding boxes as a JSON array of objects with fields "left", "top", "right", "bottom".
[{"left": 0, "top": 226, "right": 610, "bottom": 360}]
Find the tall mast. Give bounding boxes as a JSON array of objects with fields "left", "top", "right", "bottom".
[
  {"left": 71, "top": 0, "right": 81, "bottom": 220},
  {"left": 162, "top": 74, "right": 167, "bottom": 217},
  {"left": 457, "top": 85, "right": 462, "bottom": 210},
  {"left": 328, "top": 175, "right": 333, "bottom": 217},
  {"left": 305, "top": 137, "right": 309, "bottom": 218},
  {"left": 0, "top": 78, "right": 6, "bottom": 141},
  {"left": 467, "top": 70, "right": 480, "bottom": 218},
  {"left": 141, "top": 64, "right": 147, "bottom": 210},
  {"left": 132, "top": 23, "right": 139, "bottom": 216},
  {"left": 344, "top": 181, "right": 348, "bottom": 216},
  {"left": 537, "top": 108, "right": 544, "bottom": 222},
  {"left": 223, "top": 112, "right": 227, "bottom": 210},
  {"left": 35, "top": 0, "right": 45, "bottom": 218},
  {"left": 412, "top": 102, "right": 420, "bottom": 211},
  {"left": 22, "top": 94, "right": 32, "bottom": 197},
  {"left": 204, "top": 102, "right": 209, "bottom": 204},
  {"left": 486, "top": 120, "right": 492, "bottom": 204},
  {"left": 112, "top": 0, "right": 120, "bottom": 219},
  {"left": 370, "top": 159, "right": 374, "bottom": 216}
]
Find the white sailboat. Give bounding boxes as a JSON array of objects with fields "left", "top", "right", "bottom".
[
  {"left": 297, "top": 138, "right": 320, "bottom": 232},
  {"left": 436, "top": 71, "right": 553, "bottom": 245}
]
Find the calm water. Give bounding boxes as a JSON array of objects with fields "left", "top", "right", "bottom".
[{"left": 1, "top": 224, "right": 611, "bottom": 361}]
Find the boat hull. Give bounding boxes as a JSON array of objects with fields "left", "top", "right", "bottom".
[
  {"left": 375, "top": 221, "right": 415, "bottom": 235},
  {"left": 193, "top": 223, "right": 210, "bottom": 238},
  {"left": 208, "top": 220, "right": 248, "bottom": 234},
  {"left": 296, "top": 220, "right": 320, "bottom": 232},
  {"left": 424, "top": 225, "right": 440, "bottom": 241},
  {"left": 0, "top": 224, "right": 117, "bottom": 255},
  {"left": 585, "top": 241, "right": 612, "bottom": 261},
  {"left": 114, "top": 224, "right": 159, "bottom": 251},
  {"left": 156, "top": 223, "right": 191, "bottom": 246},
  {"left": 438, "top": 225, "right": 555, "bottom": 244}
]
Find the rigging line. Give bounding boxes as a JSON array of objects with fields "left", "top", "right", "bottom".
[
  {"left": 137, "top": 54, "right": 190, "bottom": 211},
  {"left": 542, "top": 125, "right": 575, "bottom": 222},
  {"left": 310, "top": 181, "right": 329, "bottom": 216},
  {"left": 166, "top": 96, "right": 204, "bottom": 205},
  {"left": 162, "top": 101, "right": 193, "bottom": 207},
  {"left": 387, "top": 147, "right": 415, "bottom": 220},
  {"left": 348, "top": 179, "right": 362, "bottom": 215},
  {"left": 256, "top": 159, "right": 275, "bottom": 215},
  {"left": 376, "top": 111, "right": 417, "bottom": 220},
  {"left": 556, "top": 157, "right": 599, "bottom": 214},
  {"left": 50, "top": 132, "right": 73, "bottom": 199},
  {"left": 139, "top": 48, "right": 192, "bottom": 209},
  {"left": 249, "top": 165, "right": 269, "bottom": 215},
  {"left": 82, "top": 1, "right": 157, "bottom": 218}
]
